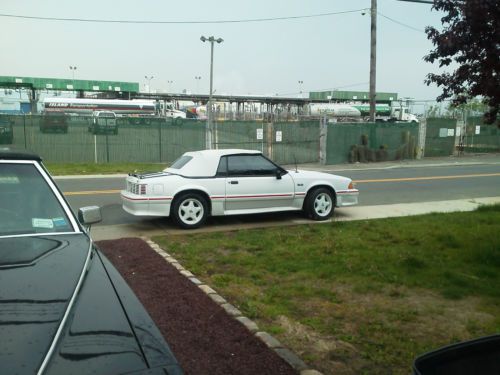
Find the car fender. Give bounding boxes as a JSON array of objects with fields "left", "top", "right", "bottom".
[
  {"left": 171, "top": 183, "right": 213, "bottom": 204},
  {"left": 303, "top": 180, "right": 337, "bottom": 197}
]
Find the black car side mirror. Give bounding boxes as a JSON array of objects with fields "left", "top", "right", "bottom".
[
  {"left": 412, "top": 334, "right": 500, "bottom": 375},
  {"left": 275, "top": 169, "right": 282, "bottom": 180}
]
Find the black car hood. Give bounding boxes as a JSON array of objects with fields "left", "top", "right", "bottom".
[
  {"left": 0, "top": 234, "right": 90, "bottom": 374},
  {"left": 0, "top": 234, "right": 181, "bottom": 375}
]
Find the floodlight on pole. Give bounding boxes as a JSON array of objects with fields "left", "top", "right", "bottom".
[
  {"left": 195, "top": 76, "right": 202, "bottom": 93},
  {"left": 200, "top": 35, "right": 224, "bottom": 149},
  {"left": 69, "top": 66, "right": 77, "bottom": 80},
  {"left": 298, "top": 80, "right": 304, "bottom": 98},
  {"left": 144, "top": 75, "right": 154, "bottom": 94},
  {"left": 166, "top": 80, "right": 173, "bottom": 92}
]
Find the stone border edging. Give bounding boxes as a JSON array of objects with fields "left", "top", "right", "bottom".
[{"left": 143, "top": 237, "right": 323, "bottom": 375}]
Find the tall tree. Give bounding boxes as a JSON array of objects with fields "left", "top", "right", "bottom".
[{"left": 424, "top": 0, "right": 500, "bottom": 126}]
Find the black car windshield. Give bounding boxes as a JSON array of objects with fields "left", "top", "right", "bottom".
[{"left": 0, "top": 163, "right": 73, "bottom": 236}]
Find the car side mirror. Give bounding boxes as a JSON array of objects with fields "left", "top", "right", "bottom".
[
  {"left": 412, "top": 334, "right": 500, "bottom": 375},
  {"left": 78, "top": 206, "right": 102, "bottom": 226},
  {"left": 276, "top": 169, "right": 282, "bottom": 180}
]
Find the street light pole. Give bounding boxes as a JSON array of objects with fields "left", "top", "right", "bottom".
[
  {"left": 369, "top": 0, "right": 377, "bottom": 122},
  {"left": 194, "top": 76, "right": 201, "bottom": 93},
  {"left": 166, "top": 80, "right": 173, "bottom": 92},
  {"left": 201, "top": 35, "right": 223, "bottom": 149},
  {"left": 69, "top": 66, "right": 77, "bottom": 80},
  {"left": 144, "top": 75, "right": 154, "bottom": 94}
]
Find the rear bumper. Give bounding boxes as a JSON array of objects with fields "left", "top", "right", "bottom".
[
  {"left": 121, "top": 191, "right": 171, "bottom": 216},
  {"left": 336, "top": 189, "right": 359, "bottom": 207}
]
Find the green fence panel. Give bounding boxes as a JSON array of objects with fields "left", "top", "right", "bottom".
[
  {"left": 214, "top": 120, "right": 268, "bottom": 154},
  {"left": 326, "top": 122, "right": 419, "bottom": 164},
  {"left": 464, "top": 117, "right": 500, "bottom": 153},
  {"left": 159, "top": 119, "right": 205, "bottom": 162},
  {"left": 272, "top": 120, "right": 320, "bottom": 164},
  {"left": 424, "top": 118, "right": 457, "bottom": 157}
]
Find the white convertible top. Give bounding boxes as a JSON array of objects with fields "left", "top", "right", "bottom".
[{"left": 164, "top": 149, "right": 261, "bottom": 177}]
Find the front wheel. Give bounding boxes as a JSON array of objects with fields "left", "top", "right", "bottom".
[
  {"left": 172, "top": 193, "right": 208, "bottom": 229},
  {"left": 304, "top": 188, "right": 335, "bottom": 221}
]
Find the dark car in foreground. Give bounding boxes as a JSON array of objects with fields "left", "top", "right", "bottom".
[
  {"left": 0, "top": 149, "right": 182, "bottom": 374},
  {"left": 0, "top": 117, "right": 14, "bottom": 144}
]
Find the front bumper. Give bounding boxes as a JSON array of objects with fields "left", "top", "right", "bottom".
[{"left": 336, "top": 189, "right": 359, "bottom": 207}]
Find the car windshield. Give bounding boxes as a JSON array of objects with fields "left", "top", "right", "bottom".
[{"left": 0, "top": 163, "right": 74, "bottom": 236}]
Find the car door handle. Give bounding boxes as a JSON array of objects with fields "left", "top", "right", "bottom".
[{"left": 229, "top": 181, "right": 239, "bottom": 184}]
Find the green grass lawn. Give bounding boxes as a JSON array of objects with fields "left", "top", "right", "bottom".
[
  {"left": 45, "top": 162, "right": 166, "bottom": 175},
  {"left": 153, "top": 205, "right": 500, "bottom": 375}
]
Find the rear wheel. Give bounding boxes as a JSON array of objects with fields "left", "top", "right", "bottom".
[
  {"left": 172, "top": 193, "right": 208, "bottom": 229},
  {"left": 304, "top": 187, "right": 335, "bottom": 221}
]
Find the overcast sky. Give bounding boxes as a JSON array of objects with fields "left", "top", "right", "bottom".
[{"left": 1, "top": 0, "right": 445, "bottom": 101}]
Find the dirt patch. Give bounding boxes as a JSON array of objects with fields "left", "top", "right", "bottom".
[
  {"left": 97, "top": 238, "right": 297, "bottom": 375},
  {"left": 265, "top": 284, "right": 495, "bottom": 375}
]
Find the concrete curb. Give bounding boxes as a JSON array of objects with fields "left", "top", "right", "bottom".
[{"left": 144, "top": 237, "right": 322, "bottom": 375}]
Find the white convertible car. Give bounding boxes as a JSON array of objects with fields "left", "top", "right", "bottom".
[{"left": 121, "top": 149, "right": 358, "bottom": 228}]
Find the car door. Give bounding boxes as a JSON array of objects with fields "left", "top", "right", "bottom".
[{"left": 222, "top": 154, "right": 295, "bottom": 213}]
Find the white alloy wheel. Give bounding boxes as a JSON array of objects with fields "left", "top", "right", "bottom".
[
  {"left": 304, "top": 187, "right": 335, "bottom": 221},
  {"left": 314, "top": 192, "right": 332, "bottom": 217},
  {"left": 178, "top": 198, "right": 204, "bottom": 225},
  {"left": 173, "top": 193, "right": 208, "bottom": 229}
]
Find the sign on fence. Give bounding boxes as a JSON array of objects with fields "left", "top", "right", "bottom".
[{"left": 256, "top": 128, "right": 263, "bottom": 140}]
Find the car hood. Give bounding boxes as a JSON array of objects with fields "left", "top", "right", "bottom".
[
  {"left": 288, "top": 169, "right": 350, "bottom": 182},
  {"left": 0, "top": 234, "right": 175, "bottom": 374},
  {"left": 0, "top": 234, "right": 91, "bottom": 374}
]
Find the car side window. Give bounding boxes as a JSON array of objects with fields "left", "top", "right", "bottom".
[
  {"left": 216, "top": 156, "right": 228, "bottom": 177},
  {"left": 227, "top": 155, "right": 277, "bottom": 177}
]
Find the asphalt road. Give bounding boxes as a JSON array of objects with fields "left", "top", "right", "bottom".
[{"left": 56, "top": 162, "right": 500, "bottom": 231}]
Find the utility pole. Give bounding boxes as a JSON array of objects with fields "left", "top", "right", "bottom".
[
  {"left": 200, "top": 35, "right": 223, "bottom": 149},
  {"left": 369, "top": 0, "right": 377, "bottom": 122}
]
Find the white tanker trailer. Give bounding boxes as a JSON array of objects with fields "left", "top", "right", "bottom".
[{"left": 307, "top": 103, "right": 418, "bottom": 123}]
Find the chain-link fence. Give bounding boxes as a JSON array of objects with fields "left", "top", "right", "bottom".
[
  {"left": 1, "top": 113, "right": 497, "bottom": 165},
  {"left": 325, "top": 122, "right": 419, "bottom": 164}
]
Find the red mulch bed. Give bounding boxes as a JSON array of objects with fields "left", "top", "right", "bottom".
[{"left": 97, "top": 238, "right": 297, "bottom": 375}]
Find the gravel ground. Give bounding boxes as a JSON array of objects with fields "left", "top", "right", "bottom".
[{"left": 97, "top": 238, "right": 297, "bottom": 375}]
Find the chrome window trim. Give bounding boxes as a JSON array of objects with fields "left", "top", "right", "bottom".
[
  {"left": 0, "top": 159, "right": 81, "bottom": 234},
  {"left": 0, "top": 232, "right": 81, "bottom": 239},
  {"left": 37, "top": 241, "right": 93, "bottom": 375}
]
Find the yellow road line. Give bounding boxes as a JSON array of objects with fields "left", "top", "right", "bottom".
[
  {"left": 62, "top": 172, "right": 500, "bottom": 196},
  {"left": 64, "top": 189, "right": 121, "bottom": 196},
  {"left": 355, "top": 173, "right": 500, "bottom": 183}
]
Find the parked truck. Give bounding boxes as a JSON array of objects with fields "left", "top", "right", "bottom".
[
  {"left": 42, "top": 98, "right": 186, "bottom": 123},
  {"left": 307, "top": 103, "right": 418, "bottom": 123}
]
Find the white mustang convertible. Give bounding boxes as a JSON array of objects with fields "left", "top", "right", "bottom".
[{"left": 121, "top": 149, "right": 358, "bottom": 229}]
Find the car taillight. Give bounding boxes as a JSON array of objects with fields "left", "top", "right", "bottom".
[{"left": 127, "top": 182, "right": 147, "bottom": 195}]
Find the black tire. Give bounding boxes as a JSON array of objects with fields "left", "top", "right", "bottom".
[
  {"left": 304, "top": 187, "right": 335, "bottom": 221},
  {"left": 172, "top": 192, "right": 208, "bottom": 229}
]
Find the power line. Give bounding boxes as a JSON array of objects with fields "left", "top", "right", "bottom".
[
  {"left": 0, "top": 8, "right": 367, "bottom": 24},
  {"left": 377, "top": 11, "right": 426, "bottom": 33}
]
